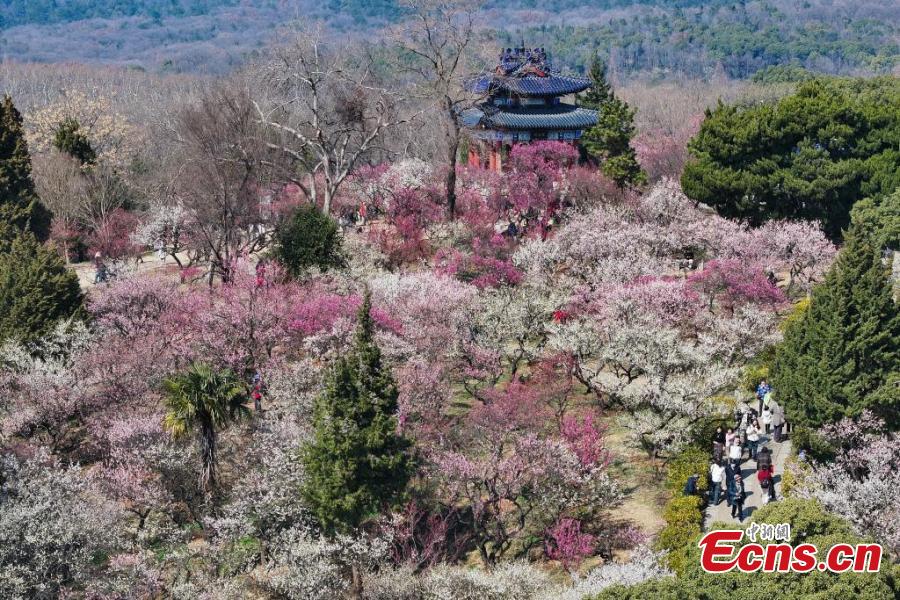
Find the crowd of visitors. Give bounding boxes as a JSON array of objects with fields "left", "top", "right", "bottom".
[{"left": 703, "top": 380, "right": 787, "bottom": 522}]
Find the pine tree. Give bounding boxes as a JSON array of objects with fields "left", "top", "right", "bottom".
[
  {"left": 0, "top": 95, "right": 51, "bottom": 241},
  {"left": 53, "top": 118, "right": 97, "bottom": 165},
  {"left": 771, "top": 220, "right": 900, "bottom": 429},
  {"left": 301, "top": 293, "right": 414, "bottom": 534},
  {"left": 0, "top": 231, "right": 83, "bottom": 344},
  {"left": 579, "top": 56, "right": 646, "bottom": 188},
  {"left": 579, "top": 57, "right": 614, "bottom": 110}
]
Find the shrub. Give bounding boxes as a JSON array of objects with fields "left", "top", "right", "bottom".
[
  {"left": 661, "top": 496, "right": 703, "bottom": 529},
  {"left": 0, "top": 231, "right": 84, "bottom": 344},
  {"left": 273, "top": 204, "right": 344, "bottom": 278},
  {"left": 789, "top": 426, "right": 835, "bottom": 462},
  {"left": 654, "top": 495, "right": 703, "bottom": 575},
  {"left": 665, "top": 445, "right": 709, "bottom": 500}
]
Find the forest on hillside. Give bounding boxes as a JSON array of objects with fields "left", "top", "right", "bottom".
[{"left": 0, "top": 0, "right": 897, "bottom": 78}]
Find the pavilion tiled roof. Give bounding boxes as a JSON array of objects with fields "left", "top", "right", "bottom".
[
  {"left": 469, "top": 73, "right": 592, "bottom": 97},
  {"left": 467, "top": 47, "right": 592, "bottom": 97},
  {"left": 460, "top": 104, "right": 598, "bottom": 131}
]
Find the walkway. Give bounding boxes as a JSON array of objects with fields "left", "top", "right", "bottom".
[
  {"left": 705, "top": 434, "right": 792, "bottom": 527},
  {"left": 70, "top": 251, "right": 189, "bottom": 291}
]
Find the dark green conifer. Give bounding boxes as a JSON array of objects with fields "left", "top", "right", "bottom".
[
  {"left": 301, "top": 293, "right": 414, "bottom": 533},
  {"left": 772, "top": 219, "right": 900, "bottom": 428},
  {"left": 0, "top": 231, "right": 83, "bottom": 344},
  {"left": 53, "top": 118, "right": 97, "bottom": 165},
  {"left": 579, "top": 56, "right": 646, "bottom": 188},
  {"left": 0, "top": 95, "right": 51, "bottom": 241}
]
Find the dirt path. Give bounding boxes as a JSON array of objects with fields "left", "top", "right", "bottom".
[
  {"left": 70, "top": 252, "right": 189, "bottom": 291},
  {"left": 705, "top": 434, "right": 791, "bottom": 526}
]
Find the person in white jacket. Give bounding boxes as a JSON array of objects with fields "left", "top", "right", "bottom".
[
  {"left": 709, "top": 460, "right": 725, "bottom": 505},
  {"left": 729, "top": 438, "right": 743, "bottom": 465},
  {"left": 745, "top": 420, "right": 761, "bottom": 460}
]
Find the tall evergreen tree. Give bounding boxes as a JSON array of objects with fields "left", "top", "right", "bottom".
[
  {"left": 0, "top": 230, "right": 83, "bottom": 344},
  {"left": 0, "top": 95, "right": 51, "bottom": 241},
  {"left": 771, "top": 219, "right": 900, "bottom": 429},
  {"left": 301, "top": 293, "right": 414, "bottom": 534},
  {"left": 53, "top": 118, "right": 97, "bottom": 165},
  {"left": 580, "top": 56, "right": 614, "bottom": 109},
  {"left": 579, "top": 56, "right": 646, "bottom": 188}
]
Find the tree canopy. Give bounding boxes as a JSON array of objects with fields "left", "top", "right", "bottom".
[
  {"left": 0, "top": 230, "right": 83, "bottom": 344},
  {"left": 272, "top": 203, "right": 344, "bottom": 278},
  {"left": 682, "top": 77, "right": 900, "bottom": 240}
]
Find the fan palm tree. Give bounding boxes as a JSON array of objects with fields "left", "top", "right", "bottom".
[{"left": 162, "top": 363, "right": 249, "bottom": 489}]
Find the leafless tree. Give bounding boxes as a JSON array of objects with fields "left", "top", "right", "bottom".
[
  {"left": 32, "top": 150, "right": 135, "bottom": 262},
  {"left": 32, "top": 151, "right": 87, "bottom": 262},
  {"left": 392, "top": 0, "right": 485, "bottom": 218},
  {"left": 173, "top": 86, "right": 275, "bottom": 284},
  {"left": 253, "top": 29, "right": 407, "bottom": 215}
]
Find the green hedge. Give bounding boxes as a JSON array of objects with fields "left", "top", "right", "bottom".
[
  {"left": 655, "top": 445, "right": 710, "bottom": 575},
  {"left": 665, "top": 446, "right": 710, "bottom": 498},
  {"left": 655, "top": 495, "right": 704, "bottom": 574}
]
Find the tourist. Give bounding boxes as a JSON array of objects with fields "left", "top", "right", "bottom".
[
  {"left": 725, "top": 460, "right": 736, "bottom": 507},
  {"left": 93, "top": 252, "right": 107, "bottom": 284},
  {"left": 713, "top": 426, "right": 725, "bottom": 446},
  {"left": 713, "top": 441, "right": 723, "bottom": 464},
  {"left": 684, "top": 473, "right": 700, "bottom": 496},
  {"left": 729, "top": 437, "right": 743, "bottom": 464},
  {"left": 709, "top": 460, "right": 725, "bottom": 505},
  {"left": 761, "top": 405, "right": 772, "bottom": 434},
  {"left": 725, "top": 427, "right": 736, "bottom": 448},
  {"left": 255, "top": 261, "right": 267, "bottom": 288},
  {"left": 712, "top": 426, "right": 725, "bottom": 462},
  {"left": 731, "top": 474, "right": 746, "bottom": 521},
  {"left": 756, "top": 379, "right": 771, "bottom": 413},
  {"left": 757, "top": 446, "right": 772, "bottom": 471},
  {"left": 746, "top": 419, "right": 761, "bottom": 460},
  {"left": 155, "top": 237, "right": 166, "bottom": 262},
  {"left": 771, "top": 402, "right": 785, "bottom": 442},
  {"left": 758, "top": 464, "right": 776, "bottom": 503}
]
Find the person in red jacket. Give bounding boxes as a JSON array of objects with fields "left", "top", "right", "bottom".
[{"left": 757, "top": 465, "right": 776, "bottom": 502}]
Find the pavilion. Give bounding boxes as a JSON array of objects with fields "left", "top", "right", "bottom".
[{"left": 460, "top": 46, "right": 598, "bottom": 171}]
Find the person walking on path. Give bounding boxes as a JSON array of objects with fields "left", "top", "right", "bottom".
[
  {"left": 756, "top": 446, "right": 772, "bottom": 470},
  {"left": 771, "top": 402, "right": 785, "bottom": 442},
  {"left": 746, "top": 419, "right": 761, "bottom": 460},
  {"left": 725, "top": 427, "right": 736, "bottom": 448},
  {"left": 731, "top": 474, "right": 746, "bottom": 521},
  {"left": 713, "top": 427, "right": 725, "bottom": 463},
  {"left": 729, "top": 437, "right": 743, "bottom": 465},
  {"left": 757, "top": 464, "right": 776, "bottom": 503},
  {"left": 155, "top": 237, "right": 166, "bottom": 262},
  {"left": 725, "top": 460, "right": 737, "bottom": 507},
  {"left": 93, "top": 251, "right": 107, "bottom": 284},
  {"left": 756, "top": 379, "right": 771, "bottom": 414},
  {"left": 710, "top": 460, "right": 725, "bottom": 506},
  {"left": 761, "top": 405, "right": 772, "bottom": 434}
]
